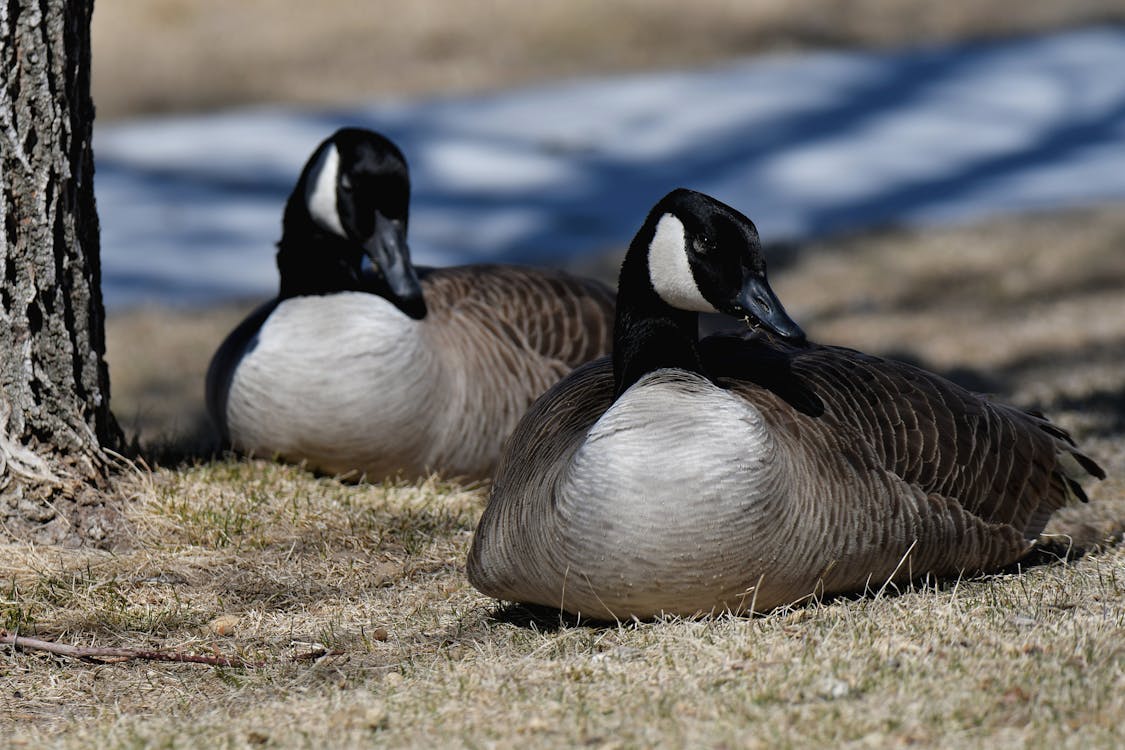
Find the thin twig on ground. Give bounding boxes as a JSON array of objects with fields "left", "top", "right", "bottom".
[{"left": 0, "top": 629, "right": 261, "bottom": 668}]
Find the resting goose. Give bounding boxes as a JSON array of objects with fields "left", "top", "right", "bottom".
[
  {"left": 206, "top": 128, "right": 615, "bottom": 481},
  {"left": 467, "top": 188, "right": 1105, "bottom": 619}
]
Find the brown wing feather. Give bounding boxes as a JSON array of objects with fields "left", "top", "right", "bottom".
[
  {"left": 420, "top": 265, "right": 615, "bottom": 369},
  {"left": 703, "top": 333, "right": 1104, "bottom": 541}
]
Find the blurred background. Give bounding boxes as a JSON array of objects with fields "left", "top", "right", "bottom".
[
  {"left": 96, "top": 1, "right": 1125, "bottom": 521},
  {"left": 92, "top": 0, "right": 1125, "bottom": 118}
]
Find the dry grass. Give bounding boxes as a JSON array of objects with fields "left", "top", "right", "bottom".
[
  {"left": 2, "top": 459, "right": 1123, "bottom": 748},
  {"left": 106, "top": 304, "right": 241, "bottom": 456},
  {"left": 92, "top": 0, "right": 1125, "bottom": 120}
]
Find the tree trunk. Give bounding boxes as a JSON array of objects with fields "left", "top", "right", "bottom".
[{"left": 0, "top": 0, "right": 122, "bottom": 545}]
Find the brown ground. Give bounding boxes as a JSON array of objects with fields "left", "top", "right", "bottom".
[{"left": 93, "top": 0, "right": 1125, "bottom": 120}]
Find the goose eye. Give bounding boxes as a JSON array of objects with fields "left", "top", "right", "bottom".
[
  {"left": 693, "top": 236, "right": 715, "bottom": 256},
  {"left": 340, "top": 173, "right": 353, "bottom": 191}
]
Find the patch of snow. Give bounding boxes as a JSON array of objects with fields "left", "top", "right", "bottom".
[{"left": 95, "top": 27, "right": 1125, "bottom": 307}]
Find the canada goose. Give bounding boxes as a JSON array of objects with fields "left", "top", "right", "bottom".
[
  {"left": 467, "top": 188, "right": 1105, "bottom": 620},
  {"left": 206, "top": 128, "right": 615, "bottom": 481}
]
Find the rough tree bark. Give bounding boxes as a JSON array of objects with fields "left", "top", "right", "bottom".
[{"left": 0, "top": 0, "right": 122, "bottom": 544}]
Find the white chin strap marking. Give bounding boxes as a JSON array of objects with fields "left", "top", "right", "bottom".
[
  {"left": 647, "top": 213, "right": 716, "bottom": 313},
  {"left": 305, "top": 144, "right": 347, "bottom": 238}
]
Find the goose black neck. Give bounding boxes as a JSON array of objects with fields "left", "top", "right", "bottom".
[
  {"left": 612, "top": 241, "right": 705, "bottom": 398},
  {"left": 276, "top": 227, "right": 373, "bottom": 298}
]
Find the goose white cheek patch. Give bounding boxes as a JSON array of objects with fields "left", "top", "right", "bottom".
[
  {"left": 305, "top": 144, "right": 347, "bottom": 238},
  {"left": 647, "top": 214, "right": 716, "bottom": 313}
]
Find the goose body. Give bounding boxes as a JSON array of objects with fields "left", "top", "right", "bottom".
[
  {"left": 206, "top": 129, "right": 614, "bottom": 480},
  {"left": 467, "top": 189, "right": 1104, "bottom": 619}
]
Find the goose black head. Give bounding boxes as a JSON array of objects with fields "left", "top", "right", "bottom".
[
  {"left": 640, "top": 188, "right": 804, "bottom": 341},
  {"left": 285, "top": 127, "right": 426, "bottom": 319}
]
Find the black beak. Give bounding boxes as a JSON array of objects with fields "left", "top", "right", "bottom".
[
  {"left": 363, "top": 211, "right": 427, "bottom": 320},
  {"left": 734, "top": 276, "right": 805, "bottom": 341}
]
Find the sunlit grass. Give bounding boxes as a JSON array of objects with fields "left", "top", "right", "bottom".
[{"left": 1, "top": 451, "right": 1122, "bottom": 749}]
